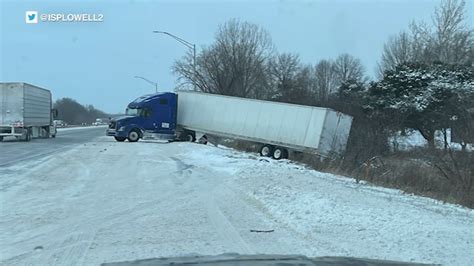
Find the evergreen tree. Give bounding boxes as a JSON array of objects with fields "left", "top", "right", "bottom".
[{"left": 366, "top": 62, "right": 473, "bottom": 147}]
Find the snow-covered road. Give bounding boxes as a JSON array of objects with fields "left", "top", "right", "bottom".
[{"left": 1, "top": 137, "right": 473, "bottom": 265}]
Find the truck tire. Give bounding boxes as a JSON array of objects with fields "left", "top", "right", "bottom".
[
  {"left": 0, "top": 136, "right": 3, "bottom": 142},
  {"left": 23, "top": 129, "right": 32, "bottom": 142},
  {"left": 259, "top": 144, "right": 274, "bottom": 157},
  {"left": 198, "top": 135, "right": 208, "bottom": 145},
  {"left": 272, "top": 147, "right": 288, "bottom": 160},
  {"left": 183, "top": 131, "right": 195, "bottom": 142},
  {"left": 114, "top": 136, "right": 126, "bottom": 142},
  {"left": 127, "top": 129, "right": 140, "bottom": 142}
]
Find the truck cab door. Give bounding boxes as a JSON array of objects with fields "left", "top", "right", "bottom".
[
  {"left": 140, "top": 107, "right": 155, "bottom": 131},
  {"left": 153, "top": 98, "right": 175, "bottom": 135}
]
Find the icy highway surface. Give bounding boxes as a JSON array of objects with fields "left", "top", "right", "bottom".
[
  {"left": 0, "top": 126, "right": 107, "bottom": 167},
  {"left": 1, "top": 136, "right": 473, "bottom": 265}
]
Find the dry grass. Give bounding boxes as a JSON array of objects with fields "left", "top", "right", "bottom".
[
  {"left": 300, "top": 151, "right": 474, "bottom": 208},
  {"left": 214, "top": 137, "right": 473, "bottom": 208}
]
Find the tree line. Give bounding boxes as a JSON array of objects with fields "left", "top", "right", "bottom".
[
  {"left": 174, "top": 0, "right": 473, "bottom": 206},
  {"left": 54, "top": 98, "right": 109, "bottom": 125},
  {"left": 173, "top": 20, "right": 367, "bottom": 103}
]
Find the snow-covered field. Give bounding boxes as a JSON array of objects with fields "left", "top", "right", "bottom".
[{"left": 1, "top": 137, "right": 473, "bottom": 265}]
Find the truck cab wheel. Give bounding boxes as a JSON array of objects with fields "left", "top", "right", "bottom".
[
  {"left": 272, "top": 147, "right": 288, "bottom": 160},
  {"left": 260, "top": 144, "right": 274, "bottom": 157},
  {"left": 114, "top": 136, "right": 126, "bottom": 142},
  {"left": 23, "top": 130, "right": 32, "bottom": 142},
  {"left": 127, "top": 130, "right": 140, "bottom": 142},
  {"left": 183, "top": 131, "right": 195, "bottom": 142}
]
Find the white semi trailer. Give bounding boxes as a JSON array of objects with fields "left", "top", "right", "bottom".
[
  {"left": 177, "top": 91, "right": 353, "bottom": 159},
  {"left": 0, "top": 82, "right": 57, "bottom": 142},
  {"left": 107, "top": 91, "right": 353, "bottom": 159}
]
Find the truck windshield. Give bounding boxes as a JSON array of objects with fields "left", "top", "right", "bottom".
[{"left": 125, "top": 108, "right": 140, "bottom": 116}]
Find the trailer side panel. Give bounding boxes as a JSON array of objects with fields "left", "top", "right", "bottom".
[{"left": 177, "top": 91, "right": 330, "bottom": 152}]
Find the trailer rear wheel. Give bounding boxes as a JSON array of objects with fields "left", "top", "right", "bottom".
[
  {"left": 259, "top": 144, "right": 274, "bottom": 157},
  {"left": 272, "top": 147, "right": 288, "bottom": 160},
  {"left": 127, "top": 130, "right": 140, "bottom": 142},
  {"left": 198, "top": 135, "right": 208, "bottom": 145}
]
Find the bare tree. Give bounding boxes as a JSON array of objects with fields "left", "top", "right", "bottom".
[
  {"left": 266, "top": 54, "right": 319, "bottom": 104},
  {"left": 432, "top": 0, "right": 473, "bottom": 64},
  {"left": 314, "top": 59, "right": 337, "bottom": 102},
  {"left": 377, "top": 32, "right": 413, "bottom": 76},
  {"left": 268, "top": 53, "right": 301, "bottom": 99},
  {"left": 173, "top": 19, "right": 274, "bottom": 98},
  {"left": 333, "top": 53, "right": 366, "bottom": 85},
  {"left": 378, "top": 0, "right": 473, "bottom": 76}
]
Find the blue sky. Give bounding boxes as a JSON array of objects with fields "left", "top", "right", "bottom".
[{"left": 2, "top": 0, "right": 468, "bottom": 113}]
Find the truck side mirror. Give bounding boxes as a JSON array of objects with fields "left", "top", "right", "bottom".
[{"left": 52, "top": 109, "right": 59, "bottom": 119}]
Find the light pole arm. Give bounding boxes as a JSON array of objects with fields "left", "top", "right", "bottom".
[
  {"left": 153, "top": 31, "right": 194, "bottom": 50},
  {"left": 153, "top": 30, "right": 197, "bottom": 90},
  {"left": 134, "top": 76, "right": 158, "bottom": 93}
]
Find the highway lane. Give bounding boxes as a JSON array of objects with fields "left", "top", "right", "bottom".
[{"left": 0, "top": 127, "right": 107, "bottom": 167}]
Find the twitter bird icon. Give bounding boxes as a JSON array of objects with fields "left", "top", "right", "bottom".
[{"left": 25, "top": 11, "right": 38, "bottom": 24}]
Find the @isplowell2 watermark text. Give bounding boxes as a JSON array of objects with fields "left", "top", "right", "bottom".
[{"left": 26, "top": 11, "right": 104, "bottom": 24}]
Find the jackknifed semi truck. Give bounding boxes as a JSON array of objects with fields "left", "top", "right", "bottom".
[
  {"left": 0, "top": 82, "right": 57, "bottom": 141},
  {"left": 106, "top": 91, "right": 353, "bottom": 159}
]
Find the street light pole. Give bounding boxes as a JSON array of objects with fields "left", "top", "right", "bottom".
[
  {"left": 153, "top": 30, "right": 196, "bottom": 90},
  {"left": 134, "top": 76, "right": 158, "bottom": 93},
  {"left": 193, "top": 44, "right": 196, "bottom": 86}
]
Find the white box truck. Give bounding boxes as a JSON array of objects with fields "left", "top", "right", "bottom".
[
  {"left": 0, "top": 82, "right": 57, "bottom": 141},
  {"left": 107, "top": 91, "right": 353, "bottom": 159}
]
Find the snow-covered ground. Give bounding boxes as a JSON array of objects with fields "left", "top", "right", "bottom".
[{"left": 1, "top": 137, "right": 473, "bottom": 265}]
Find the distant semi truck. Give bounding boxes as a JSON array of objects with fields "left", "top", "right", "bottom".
[
  {"left": 0, "top": 82, "right": 57, "bottom": 141},
  {"left": 106, "top": 91, "right": 353, "bottom": 159}
]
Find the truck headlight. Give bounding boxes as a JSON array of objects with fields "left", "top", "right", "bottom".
[{"left": 118, "top": 126, "right": 125, "bottom": 131}]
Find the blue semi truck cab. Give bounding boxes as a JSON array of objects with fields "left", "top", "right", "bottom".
[{"left": 106, "top": 92, "right": 186, "bottom": 142}]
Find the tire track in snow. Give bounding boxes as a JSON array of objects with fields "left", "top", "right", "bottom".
[{"left": 204, "top": 194, "right": 253, "bottom": 254}]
